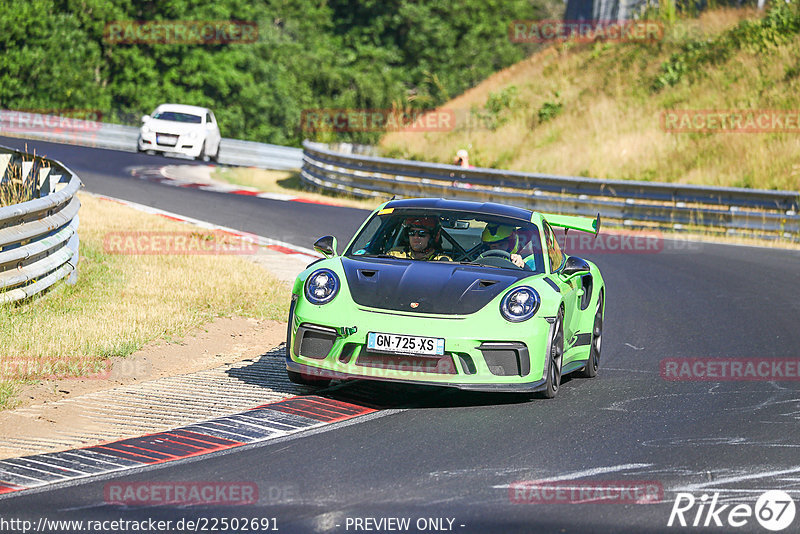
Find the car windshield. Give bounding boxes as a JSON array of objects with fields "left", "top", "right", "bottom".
[
  {"left": 151, "top": 111, "right": 202, "bottom": 124},
  {"left": 344, "top": 208, "right": 545, "bottom": 273}
]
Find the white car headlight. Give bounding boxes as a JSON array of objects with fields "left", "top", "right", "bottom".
[
  {"left": 304, "top": 269, "right": 339, "bottom": 305},
  {"left": 187, "top": 130, "right": 200, "bottom": 140},
  {"left": 141, "top": 125, "right": 151, "bottom": 134},
  {"left": 500, "top": 286, "right": 540, "bottom": 322}
]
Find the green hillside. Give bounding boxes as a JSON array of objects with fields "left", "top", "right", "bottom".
[{"left": 381, "top": 3, "right": 800, "bottom": 191}]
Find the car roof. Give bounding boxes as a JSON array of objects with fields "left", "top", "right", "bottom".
[
  {"left": 153, "top": 104, "right": 211, "bottom": 115},
  {"left": 383, "top": 198, "right": 534, "bottom": 222}
]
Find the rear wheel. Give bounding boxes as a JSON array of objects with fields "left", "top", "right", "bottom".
[
  {"left": 538, "top": 308, "right": 563, "bottom": 399},
  {"left": 576, "top": 293, "right": 603, "bottom": 378}
]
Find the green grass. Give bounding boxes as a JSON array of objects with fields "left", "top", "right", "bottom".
[{"left": 0, "top": 193, "right": 290, "bottom": 410}]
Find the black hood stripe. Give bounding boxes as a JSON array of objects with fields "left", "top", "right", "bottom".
[{"left": 341, "top": 257, "right": 531, "bottom": 315}]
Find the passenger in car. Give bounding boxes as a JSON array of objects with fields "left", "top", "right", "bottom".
[{"left": 481, "top": 224, "right": 537, "bottom": 270}]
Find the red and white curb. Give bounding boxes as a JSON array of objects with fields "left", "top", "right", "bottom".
[
  {"left": 0, "top": 396, "right": 375, "bottom": 497},
  {"left": 128, "top": 165, "right": 345, "bottom": 207},
  {"left": 87, "top": 192, "right": 324, "bottom": 264}
]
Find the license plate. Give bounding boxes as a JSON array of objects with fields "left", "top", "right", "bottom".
[
  {"left": 367, "top": 332, "right": 445, "bottom": 356},
  {"left": 156, "top": 134, "right": 178, "bottom": 146}
]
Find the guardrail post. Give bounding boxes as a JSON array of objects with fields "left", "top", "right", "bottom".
[{"left": 66, "top": 213, "right": 80, "bottom": 285}]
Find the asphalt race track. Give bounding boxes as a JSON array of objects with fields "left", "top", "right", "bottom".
[{"left": 1, "top": 136, "right": 799, "bottom": 533}]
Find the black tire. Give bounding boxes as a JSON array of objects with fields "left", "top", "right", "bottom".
[
  {"left": 538, "top": 308, "right": 564, "bottom": 399},
  {"left": 577, "top": 293, "right": 603, "bottom": 378},
  {"left": 197, "top": 141, "right": 210, "bottom": 162}
]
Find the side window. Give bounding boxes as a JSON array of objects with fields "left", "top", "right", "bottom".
[
  {"left": 543, "top": 222, "right": 564, "bottom": 272},
  {"left": 206, "top": 113, "right": 212, "bottom": 124}
]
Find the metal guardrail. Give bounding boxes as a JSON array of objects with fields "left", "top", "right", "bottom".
[
  {"left": 0, "top": 145, "right": 81, "bottom": 304},
  {"left": 0, "top": 110, "right": 303, "bottom": 171},
  {"left": 301, "top": 140, "right": 800, "bottom": 241}
]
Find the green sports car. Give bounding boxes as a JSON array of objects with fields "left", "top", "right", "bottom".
[{"left": 286, "top": 198, "right": 605, "bottom": 397}]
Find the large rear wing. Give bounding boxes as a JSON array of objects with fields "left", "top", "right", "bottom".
[{"left": 542, "top": 213, "right": 601, "bottom": 236}]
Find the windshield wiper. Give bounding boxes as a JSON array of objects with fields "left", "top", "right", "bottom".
[{"left": 457, "top": 261, "right": 502, "bottom": 269}]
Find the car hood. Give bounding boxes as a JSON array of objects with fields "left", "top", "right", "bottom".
[
  {"left": 143, "top": 119, "right": 205, "bottom": 135},
  {"left": 340, "top": 257, "right": 532, "bottom": 315}
]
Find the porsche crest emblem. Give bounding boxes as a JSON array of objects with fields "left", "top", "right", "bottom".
[{"left": 410, "top": 302, "right": 419, "bottom": 308}]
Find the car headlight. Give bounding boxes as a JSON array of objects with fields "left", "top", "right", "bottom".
[
  {"left": 500, "top": 286, "right": 540, "bottom": 322},
  {"left": 304, "top": 269, "right": 339, "bottom": 305},
  {"left": 141, "top": 125, "right": 151, "bottom": 134},
  {"left": 187, "top": 130, "right": 200, "bottom": 140}
]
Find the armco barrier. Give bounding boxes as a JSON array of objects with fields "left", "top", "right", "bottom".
[
  {"left": 300, "top": 141, "right": 800, "bottom": 241},
  {"left": 0, "top": 109, "right": 303, "bottom": 171},
  {"left": 0, "top": 145, "right": 81, "bottom": 304}
]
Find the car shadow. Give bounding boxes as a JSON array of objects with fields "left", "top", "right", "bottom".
[{"left": 226, "top": 346, "right": 551, "bottom": 410}]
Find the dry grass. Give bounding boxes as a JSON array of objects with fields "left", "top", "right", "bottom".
[
  {"left": 380, "top": 7, "right": 800, "bottom": 192},
  {"left": 213, "top": 167, "right": 384, "bottom": 210},
  {"left": 0, "top": 192, "right": 290, "bottom": 409},
  {"left": 0, "top": 158, "right": 37, "bottom": 207}
]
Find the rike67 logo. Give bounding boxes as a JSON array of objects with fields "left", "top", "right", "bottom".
[{"left": 668, "top": 491, "right": 796, "bottom": 531}]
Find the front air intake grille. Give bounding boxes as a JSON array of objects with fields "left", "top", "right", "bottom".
[
  {"left": 479, "top": 342, "right": 530, "bottom": 376},
  {"left": 356, "top": 351, "right": 457, "bottom": 374},
  {"left": 294, "top": 324, "right": 337, "bottom": 360}
]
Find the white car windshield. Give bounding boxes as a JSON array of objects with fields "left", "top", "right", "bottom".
[{"left": 151, "top": 111, "right": 202, "bottom": 124}]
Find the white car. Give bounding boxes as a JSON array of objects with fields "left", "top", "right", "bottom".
[{"left": 137, "top": 104, "right": 221, "bottom": 161}]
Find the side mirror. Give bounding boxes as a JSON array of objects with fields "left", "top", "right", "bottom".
[
  {"left": 141, "top": 115, "right": 150, "bottom": 123},
  {"left": 560, "top": 256, "right": 590, "bottom": 279},
  {"left": 314, "top": 235, "right": 337, "bottom": 258}
]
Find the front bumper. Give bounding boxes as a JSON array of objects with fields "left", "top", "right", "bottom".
[
  {"left": 138, "top": 132, "right": 203, "bottom": 157},
  {"left": 286, "top": 359, "right": 548, "bottom": 393},
  {"left": 287, "top": 302, "right": 553, "bottom": 392}
]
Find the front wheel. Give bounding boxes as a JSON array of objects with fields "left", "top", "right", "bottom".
[
  {"left": 538, "top": 308, "right": 563, "bottom": 399},
  {"left": 197, "top": 141, "right": 210, "bottom": 162}
]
